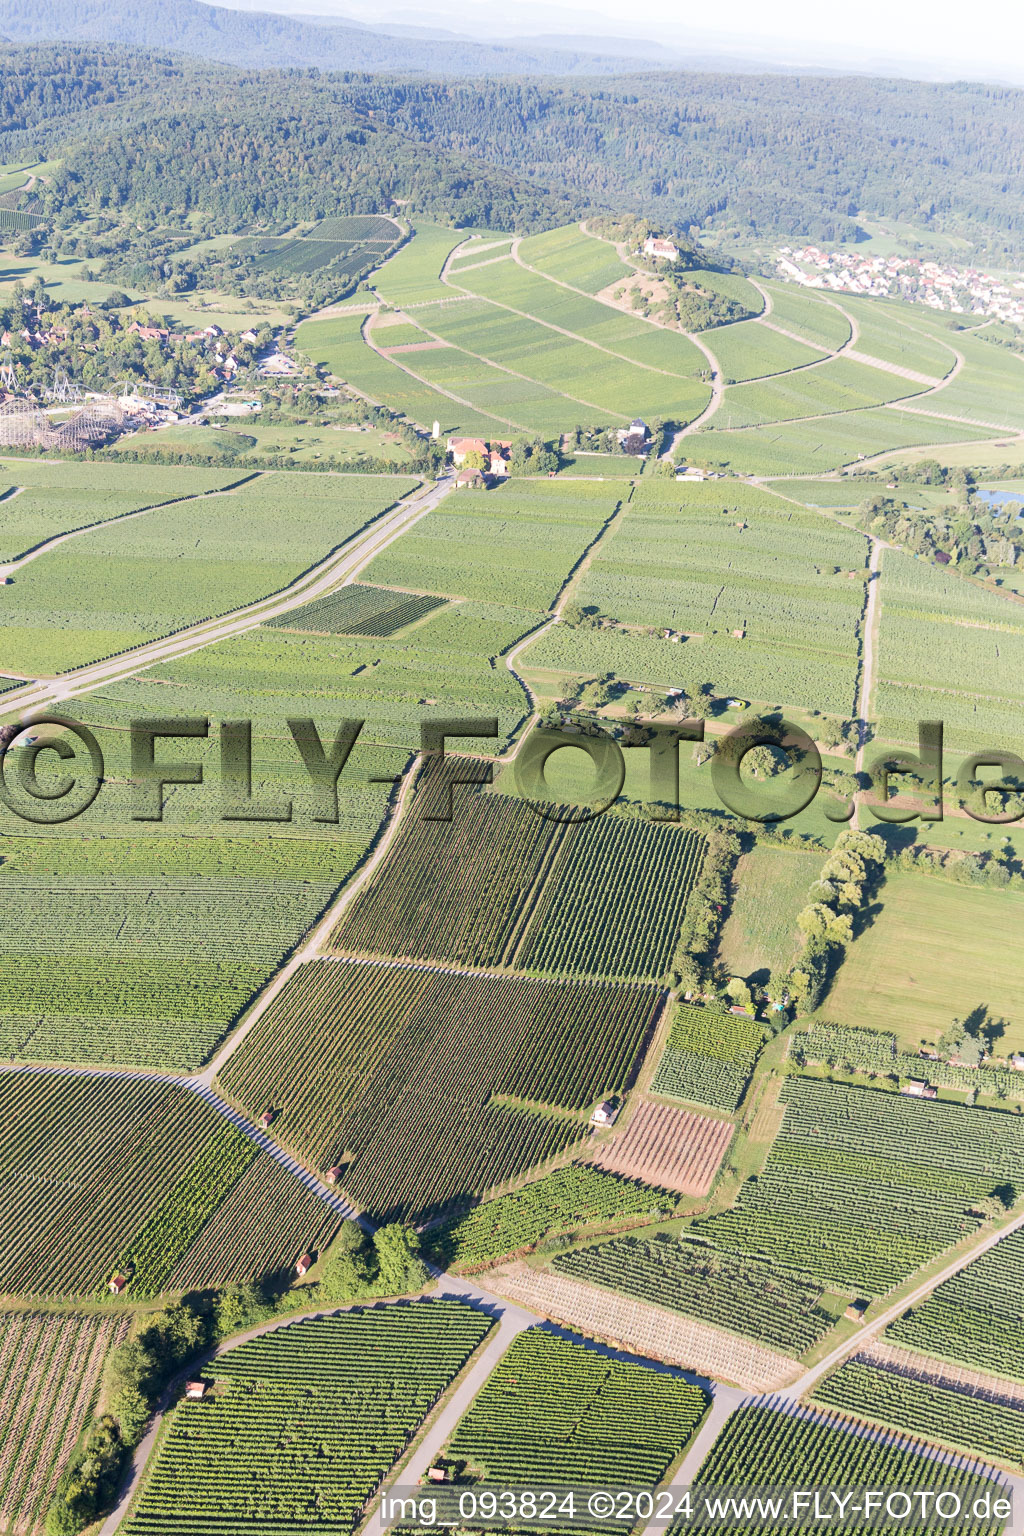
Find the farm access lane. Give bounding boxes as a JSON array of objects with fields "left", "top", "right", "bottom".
[{"left": 0, "top": 473, "right": 456, "bottom": 724}]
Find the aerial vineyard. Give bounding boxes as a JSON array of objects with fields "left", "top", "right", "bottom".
[
  {"left": 332, "top": 763, "right": 704, "bottom": 981},
  {"left": 426, "top": 1163, "right": 672, "bottom": 1271},
  {"left": 0, "top": 1310, "right": 128, "bottom": 1535},
  {"left": 698, "top": 1078, "right": 1024, "bottom": 1295},
  {"left": 329, "top": 774, "right": 563, "bottom": 968},
  {"left": 590, "top": 1100, "right": 733, "bottom": 1196},
  {"left": 0, "top": 1070, "right": 340, "bottom": 1298},
  {"left": 265, "top": 581, "right": 447, "bottom": 636},
  {"left": 885, "top": 1228, "right": 1024, "bottom": 1381},
  {"left": 812, "top": 1360, "right": 1024, "bottom": 1467},
  {"left": 0, "top": 467, "right": 419, "bottom": 679},
  {"left": 219, "top": 956, "right": 660, "bottom": 1222},
  {"left": 652, "top": 1003, "right": 764, "bottom": 1111},
  {"left": 553, "top": 1233, "right": 836, "bottom": 1355},
  {"left": 123, "top": 1301, "right": 492, "bottom": 1536},
  {"left": 694, "top": 1403, "right": 1007, "bottom": 1532},
  {"left": 445, "top": 1328, "right": 709, "bottom": 1487},
  {"left": 0, "top": 855, "right": 342, "bottom": 1071},
  {"left": 515, "top": 818, "right": 705, "bottom": 981},
  {"left": 492, "top": 1265, "right": 797, "bottom": 1393},
  {"left": 793, "top": 1023, "right": 1024, "bottom": 1101}
]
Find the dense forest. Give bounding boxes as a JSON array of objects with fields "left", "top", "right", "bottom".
[
  {"left": 0, "top": 0, "right": 638, "bottom": 77},
  {"left": 3, "top": 44, "right": 1023, "bottom": 251}
]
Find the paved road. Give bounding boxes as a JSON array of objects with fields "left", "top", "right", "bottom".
[{"left": 0, "top": 475, "right": 455, "bottom": 723}]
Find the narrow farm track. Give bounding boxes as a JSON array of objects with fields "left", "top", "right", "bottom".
[
  {"left": 854, "top": 539, "right": 885, "bottom": 791},
  {"left": 0, "top": 475, "right": 456, "bottom": 723}
]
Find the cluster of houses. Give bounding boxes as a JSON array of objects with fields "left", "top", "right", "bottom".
[
  {"left": 901, "top": 1045, "right": 1024, "bottom": 1101},
  {"left": 777, "top": 246, "right": 1024, "bottom": 324},
  {"left": 447, "top": 436, "right": 515, "bottom": 487}
]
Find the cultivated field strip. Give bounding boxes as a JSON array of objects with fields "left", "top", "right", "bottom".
[
  {"left": 590, "top": 1100, "right": 733, "bottom": 1196},
  {"left": 487, "top": 1263, "right": 798, "bottom": 1392},
  {"left": 0, "top": 1311, "right": 128, "bottom": 1534},
  {"left": 0, "top": 1069, "right": 343, "bottom": 1298},
  {"left": 693, "top": 1402, "right": 1011, "bottom": 1529},
  {"left": 554, "top": 1234, "right": 835, "bottom": 1357},
  {"left": 699, "top": 1079, "right": 1024, "bottom": 1295},
  {"left": 219, "top": 956, "right": 662, "bottom": 1222},
  {"left": 444, "top": 1327, "right": 709, "bottom": 1487},
  {"left": 330, "top": 762, "right": 705, "bottom": 982},
  {"left": 122, "top": 1301, "right": 493, "bottom": 1536}
]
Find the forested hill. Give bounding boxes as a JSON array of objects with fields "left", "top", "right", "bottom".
[
  {"left": 4, "top": 43, "right": 1023, "bottom": 253},
  {"left": 7, "top": 56, "right": 578, "bottom": 232},
  {"left": 0, "top": 0, "right": 644, "bottom": 76},
  {"left": 341, "top": 74, "right": 1024, "bottom": 253}
]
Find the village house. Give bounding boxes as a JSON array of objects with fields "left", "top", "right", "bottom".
[
  {"left": 901, "top": 1079, "right": 938, "bottom": 1099},
  {"left": 454, "top": 466, "right": 486, "bottom": 490},
  {"left": 447, "top": 436, "right": 488, "bottom": 466}
]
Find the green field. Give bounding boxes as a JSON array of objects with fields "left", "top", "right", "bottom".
[
  {"left": 0, "top": 469, "right": 418, "bottom": 677},
  {"left": 444, "top": 1328, "right": 709, "bottom": 1486},
  {"left": 0, "top": 461, "right": 240, "bottom": 563},
  {"left": 123, "top": 1302, "right": 493, "bottom": 1536},
  {"left": 371, "top": 222, "right": 464, "bottom": 305},
  {"left": 518, "top": 225, "right": 632, "bottom": 292},
  {"left": 715, "top": 357, "right": 930, "bottom": 431},
  {"left": 296, "top": 309, "right": 501, "bottom": 433},
  {"left": 718, "top": 844, "right": 821, "bottom": 978},
  {"left": 695, "top": 1403, "right": 1008, "bottom": 1527},
  {"left": 691, "top": 406, "right": 995, "bottom": 475},
  {"left": 760, "top": 282, "right": 853, "bottom": 349},
  {"left": 815, "top": 871, "right": 1024, "bottom": 1052},
  {"left": 708, "top": 320, "right": 826, "bottom": 383}
]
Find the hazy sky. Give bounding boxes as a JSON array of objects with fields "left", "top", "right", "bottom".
[{"left": 215, "top": 0, "right": 1024, "bottom": 82}]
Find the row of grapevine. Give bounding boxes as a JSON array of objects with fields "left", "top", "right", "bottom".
[
  {"left": 694, "top": 1403, "right": 1009, "bottom": 1533},
  {"left": 794, "top": 1024, "right": 1024, "bottom": 1101},
  {"left": 553, "top": 1233, "right": 835, "bottom": 1356},
  {"left": 652, "top": 1004, "right": 765, "bottom": 1111},
  {"left": 0, "top": 1311, "right": 128, "bottom": 1534},
  {"left": 123, "top": 1301, "right": 492, "bottom": 1535},
  {"left": 590, "top": 1100, "right": 733, "bottom": 1196},
  {"left": 0, "top": 1070, "right": 337, "bottom": 1298},
  {"left": 813, "top": 1360, "right": 1024, "bottom": 1468},
  {"left": 330, "top": 760, "right": 707, "bottom": 983},
  {"left": 886, "top": 1228, "right": 1024, "bottom": 1381},
  {"left": 516, "top": 818, "right": 705, "bottom": 981},
  {"left": 696, "top": 1079, "right": 1024, "bottom": 1295},
  {"left": 329, "top": 774, "right": 563, "bottom": 969},
  {"left": 446, "top": 1329, "right": 708, "bottom": 1487},
  {"left": 219, "top": 957, "right": 661, "bottom": 1222},
  {"left": 265, "top": 581, "right": 447, "bottom": 636},
  {"left": 426, "top": 1163, "right": 672, "bottom": 1271}
]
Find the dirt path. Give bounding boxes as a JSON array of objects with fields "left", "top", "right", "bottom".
[{"left": 0, "top": 476, "right": 454, "bottom": 724}]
